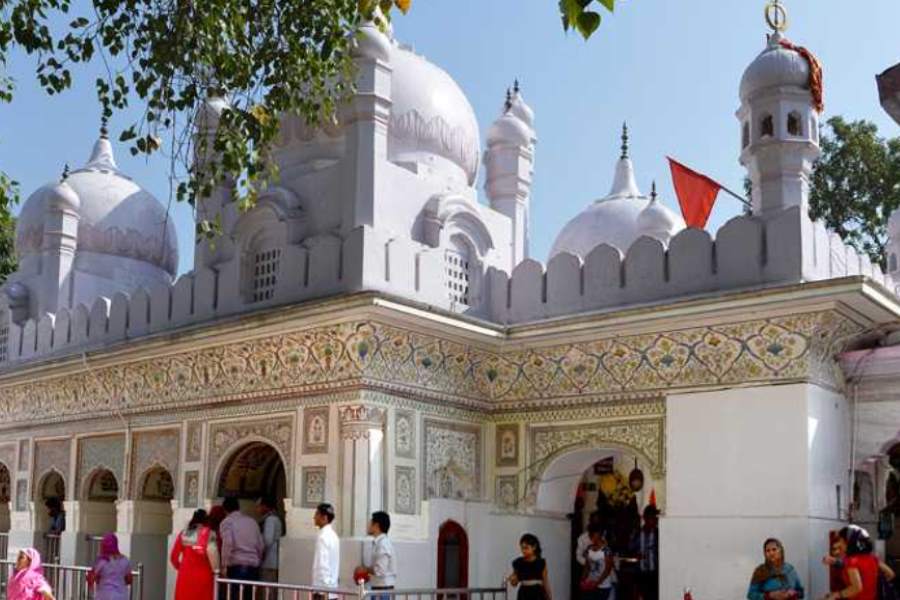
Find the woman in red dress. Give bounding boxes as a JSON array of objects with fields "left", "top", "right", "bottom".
[
  {"left": 826, "top": 525, "right": 895, "bottom": 600},
  {"left": 170, "top": 509, "right": 220, "bottom": 600}
]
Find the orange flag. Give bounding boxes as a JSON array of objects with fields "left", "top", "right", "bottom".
[
  {"left": 649, "top": 488, "right": 657, "bottom": 508},
  {"left": 667, "top": 157, "right": 722, "bottom": 229}
]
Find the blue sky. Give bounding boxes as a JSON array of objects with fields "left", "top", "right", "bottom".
[{"left": 2, "top": 0, "right": 899, "bottom": 275}]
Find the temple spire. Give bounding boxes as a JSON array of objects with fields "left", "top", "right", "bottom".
[{"left": 764, "top": 0, "right": 788, "bottom": 33}]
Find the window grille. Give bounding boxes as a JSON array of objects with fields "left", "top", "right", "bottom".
[
  {"left": 445, "top": 248, "right": 471, "bottom": 306},
  {"left": 251, "top": 248, "right": 281, "bottom": 303},
  {"left": 787, "top": 112, "right": 802, "bottom": 136}
]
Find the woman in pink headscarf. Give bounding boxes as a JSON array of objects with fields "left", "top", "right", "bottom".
[
  {"left": 7, "top": 548, "right": 55, "bottom": 600},
  {"left": 87, "top": 533, "right": 133, "bottom": 600}
]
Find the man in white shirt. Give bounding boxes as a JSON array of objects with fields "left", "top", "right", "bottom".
[
  {"left": 364, "top": 511, "right": 396, "bottom": 598},
  {"left": 576, "top": 511, "right": 603, "bottom": 567},
  {"left": 312, "top": 503, "right": 340, "bottom": 600},
  {"left": 257, "top": 496, "right": 283, "bottom": 582}
]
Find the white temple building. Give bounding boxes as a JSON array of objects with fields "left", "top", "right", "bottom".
[{"left": 2, "top": 10, "right": 900, "bottom": 600}]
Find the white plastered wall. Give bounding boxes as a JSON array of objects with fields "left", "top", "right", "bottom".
[{"left": 663, "top": 383, "right": 849, "bottom": 600}]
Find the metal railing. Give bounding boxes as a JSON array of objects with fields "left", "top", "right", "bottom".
[
  {"left": 44, "top": 533, "right": 61, "bottom": 564},
  {"left": 214, "top": 580, "right": 508, "bottom": 600},
  {"left": 84, "top": 534, "right": 104, "bottom": 566},
  {"left": 0, "top": 533, "right": 7, "bottom": 560},
  {"left": 0, "top": 559, "right": 144, "bottom": 600}
]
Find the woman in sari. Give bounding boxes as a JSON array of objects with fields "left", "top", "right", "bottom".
[
  {"left": 87, "top": 533, "right": 133, "bottom": 600},
  {"left": 170, "top": 509, "right": 220, "bottom": 600},
  {"left": 747, "top": 538, "right": 804, "bottom": 600},
  {"left": 7, "top": 548, "right": 55, "bottom": 600}
]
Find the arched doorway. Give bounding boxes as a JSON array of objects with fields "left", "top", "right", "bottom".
[
  {"left": 437, "top": 521, "right": 469, "bottom": 589},
  {"left": 133, "top": 466, "right": 176, "bottom": 600},
  {"left": 35, "top": 470, "right": 66, "bottom": 531},
  {"left": 216, "top": 441, "right": 287, "bottom": 528},
  {"left": 0, "top": 462, "right": 11, "bottom": 534},
  {"left": 137, "top": 466, "right": 175, "bottom": 534},
  {"left": 532, "top": 446, "right": 660, "bottom": 600},
  {"left": 82, "top": 469, "right": 120, "bottom": 563}
]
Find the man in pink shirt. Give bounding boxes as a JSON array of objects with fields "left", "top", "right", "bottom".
[{"left": 220, "top": 497, "right": 264, "bottom": 588}]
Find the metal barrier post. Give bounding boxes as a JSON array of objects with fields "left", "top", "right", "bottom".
[{"left": 137, "top": 562, "right": 145, "bottom": 600}]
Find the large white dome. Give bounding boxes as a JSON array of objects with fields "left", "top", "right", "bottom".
[
  {"left": 16, "top": 137, "right": 178, "bottom": 276},
  {"left": 388, "top": 43, "right": 480, "bottom": 187},
  {"left": 550, "top": 147, "right": 684, "bottom": 259}
]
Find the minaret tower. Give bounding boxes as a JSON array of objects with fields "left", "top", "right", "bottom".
[
  {"left": 484, "top": 81, "right": 536, "bottom": 267},
  {"left": 737, "top": 0, "right": 821, "bottom": 217}
]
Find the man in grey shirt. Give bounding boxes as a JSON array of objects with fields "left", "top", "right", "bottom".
[{"left": 257, "top": 496, "right": 283, "bottom": 582}]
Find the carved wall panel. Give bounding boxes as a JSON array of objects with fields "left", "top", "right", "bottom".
[
  {"left": 183, "top": 471, "right": 200, "bottom": 507},
  {"left": 33, "top": 439, "right": 71, "bottom": 498},
  {"left": 302, "top": 407, "right": 329, "bottom": 454},
  {"left": 15, "top": 479, "right": 27, "bottom": 511},
  {"left": 496, "top": 475, "right": 518, "bottom": 510},
  {"left": 130, "top": 429, "right": 180, "bottom": 499},
  {"left": 395, "top": 410, "right": 416, "bottom": 459},
  {"left": 495, "top": 424, "right": 519, "bottom": 467},
  {"left": 395, "top": 467, "right": 416, "bottom": 515},
  {"left": 185, "top": 422, "right": 203, "bottom": 463},
  {"left": 18, "top": 440, "right": 29, "bottom": 471},
  {"left": 77, "top": 435, "right": 125, "bottom": 499},
  {"left": 301, "top": 467, "right": 326, "bottom": 508},
  {"left": 423, "top": 420, "right": 481, "bottom": 501}
]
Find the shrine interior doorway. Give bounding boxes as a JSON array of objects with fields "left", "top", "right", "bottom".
[{"left": 216, "top": 441, "right": 287, "bottom": 531}]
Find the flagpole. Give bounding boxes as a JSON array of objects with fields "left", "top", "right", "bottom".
[{"left": 717, "top": 184, "right": 752, "bottom": 209}]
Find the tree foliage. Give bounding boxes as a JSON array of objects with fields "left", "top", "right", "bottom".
[
  {"left": 809, "top": 117, "right": 900, "bottom": 270},
  {"left": 0, "top": 0, "right": 612, "bottom": 248}
]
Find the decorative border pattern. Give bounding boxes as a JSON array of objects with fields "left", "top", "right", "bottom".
[
  {"left": 394, "top": 410, "right": 416, "bottom": 459},
  {"left": 15, "top": 479, "right": 27, "bottom": 511},
  {"left": 302, "top": 407, "right": 329, "bottom": 454},
  {"left": 186, "top": 422, "right": 203, "bottom": 463},
  {"left": 18, "top": 440, "right": 29, "bottom": 472},
  {"left": 0, "top": 312, "right": 860, "bottom": 427},
  {"left": 495, "top": 424, "right": 519, "bottom": 467},
  {"left": 183, "top": 470, "right": 200, "bottom": 507},
  {"left": 394, "top": 466, "right": 416, "bottom": 515},
  {"left": 207, "top": 417, "right": 293, "bottom": 496},
  {"left": 496, "top": 475, "right": 518, "bottom": 510},
  {"left": 301, "top": 467, "right": 326, "bottom": 508}
]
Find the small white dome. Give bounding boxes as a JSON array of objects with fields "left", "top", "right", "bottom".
[
  {"left": 550, "top": 156, "right": 649, "bottom": 258},
  {"left": 353, "top": 22, "right": 391, "bottom": 62},
  {"left": 16, "top": 138, "right": 178, "bottom": 276},
  {"left": 388, "top": 43, "right": 480, "bottom": 186},
  {"left": 740, "top": 34, "right": 810, "bottom": 101},
  {"left": 509, "top": 91, "right": 534, "bottom": 129},
  {"left": 636, "top": 191, "right": 685, "bottom": 244},
  {"left": 486, "top": 112, "right": 532, "bottom": 147}
]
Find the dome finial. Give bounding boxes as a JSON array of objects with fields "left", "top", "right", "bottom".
[
  {"left": 764, "top": 0, "right": 789, "bottom": 34},
  {"left": 513, "top": 79, "right": 520, "bottom": 94},
  {"left": 651, "top": 180, "right": 657, "bottom": 201},
  {"left": 620, "top": 122, "right": 630, "bottom": 159},
  {"left": 61, "top": 163, "right": 70, "bottom": 181},
  {"left": 100, "top": 115, "right": 109, "bottom": 140},
  {"left": 505, "top": 87, "right": 513, "bottom": 112}
]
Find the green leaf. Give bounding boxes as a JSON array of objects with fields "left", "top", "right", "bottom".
[
  {"left": 576, "top": 10, "right": 602, "bottom": 39},
  {"left": 596, "top": 0, "right": 615, "bottom": 12}
]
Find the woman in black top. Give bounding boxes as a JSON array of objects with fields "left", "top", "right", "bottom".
[{"left": 509, "top": 534, "right": 552, "bottom": 600}]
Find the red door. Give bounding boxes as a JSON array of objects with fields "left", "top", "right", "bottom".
[{"left": 437, "top": 520, "right": 469, "bottom": 589}]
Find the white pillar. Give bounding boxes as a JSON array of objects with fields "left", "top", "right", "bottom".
[{"left": 338, "top": 405, "right": 386, "bottom": 538}]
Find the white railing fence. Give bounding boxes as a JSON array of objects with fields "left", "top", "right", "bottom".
[
  {"left": 214, "top": 579, "right": 509, "bottom": 600},
  {"left": 0, "top": 559, "right": 143, "bottom": 600}
]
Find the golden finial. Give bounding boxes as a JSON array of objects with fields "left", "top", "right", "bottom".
[{"left": 765, "top": 0, "right": 788, "bottom": 33}]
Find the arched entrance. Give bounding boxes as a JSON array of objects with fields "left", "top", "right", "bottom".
[
  {"left": 82, "top": 468, "right": 120, "bottom": 563},
  {"left": 216, "top": 441, "right": 287, "bottom": 528},
  {"left": 437, "top": 521, "right": 469, "bottom": 589},
  {"left": 533, "top": 446, "right": 661, "bottom": 600},
  {"left": 132, "top": 465, "right": 176, "bottom": 600},
  {"left": 35, "top": 470, "right": 66, "bottom": 531},
  {"left": 0, "top": 462, "right": 10, "bottom": 534}
]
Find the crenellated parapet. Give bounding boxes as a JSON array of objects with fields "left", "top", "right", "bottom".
[{"left": 485, "top": 207, "right": 888, "bottom": 324}]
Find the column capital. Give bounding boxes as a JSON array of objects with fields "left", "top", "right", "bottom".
[{"left": 339, "top": 405, "right": 386, "bottom": 440}]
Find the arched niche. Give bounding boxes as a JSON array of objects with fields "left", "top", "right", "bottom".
[
  {"left": 216, "top": 441, "right": 287, "bottom": 527},
  {"left": 133, "top": 465, "right": 176, "bottom": 536},
  {"left": 80, "top": 468, "right": 119, "bottom": 536},
  {"left": 35, "top": 470, "right": 66, "bottom": 533}
]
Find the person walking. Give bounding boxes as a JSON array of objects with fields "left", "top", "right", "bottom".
[
  {"left": 826, "top": 525, "right": 895, "bottom": 600},
  {"left": 576, "top": 512, "right": 604, "bottom": 570},
  {"left": 579, "top": 525, "right": 614, "bottom": 600},
  {"left": 746, "top": 538, "right": 804, "bottom": 600},
  {"left": 257, "top": 496, "right": 283, "bottom": 583},
  {"left": 632, "top": 505, "right": 659, "bottom": 600},
  {"left": 508, "top": 533, "right": 552, "bottom": 600},
  {"left": 7, "top": 548, "right": 54, "bottom": 600},
  {"left": 364, "top": 511, "right": 397, "bottom": 598},
  {"left": 312, "top": 503, "right": 341, "bottom": 599},
  {"left": 87, "top": 533, "right": 133, "bottom": 600},
  {"left": 170, "top": 509, "right": 220, "bottom": 600},
  {"left": 220, "top": 497, "right": 264, "bottom": 585}
]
